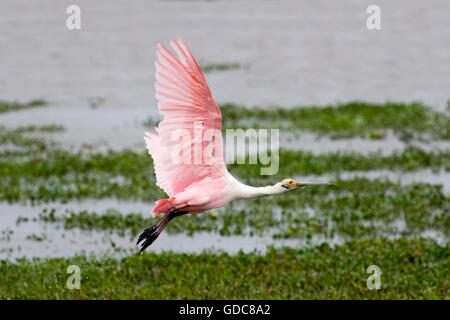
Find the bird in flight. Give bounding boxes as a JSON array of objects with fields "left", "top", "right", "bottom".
[{"left": 137, "top": 38, "right": 334, "bottom": 252}]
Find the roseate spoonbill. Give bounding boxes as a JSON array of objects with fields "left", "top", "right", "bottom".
[{"left": 137, "top": 38, "right": 334, "bottom": 252}]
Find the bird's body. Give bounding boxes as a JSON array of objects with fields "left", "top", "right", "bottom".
[{"left": 137, "top": 38, "right": 334, "bottom": 252}]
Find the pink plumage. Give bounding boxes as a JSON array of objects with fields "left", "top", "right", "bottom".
[
  {"left": 136, "top": 38, "right": 334, "bottom": 252},
  {"left": 144, "top": 38, "right": 231, "bottom": 216}
]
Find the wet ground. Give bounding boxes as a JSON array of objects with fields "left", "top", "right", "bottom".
[
  {"left": 296, "top": 168, "right": 450, "bottom": 194},
  {"left": 1, "top": 1, "right": 449, "bottom": 261},
  {"left": 0, "top": 199, "right": 343, "bottom": 259},
  {"left": 0, "top": 183, "right": 448, "bottom": 260}
]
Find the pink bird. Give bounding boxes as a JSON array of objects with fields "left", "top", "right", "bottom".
[{"left": 137, "top": 38, "right": 334, "bottom": 252}]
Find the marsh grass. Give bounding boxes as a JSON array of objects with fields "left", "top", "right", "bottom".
[
  {"left": 218, "top": 102, "right": 450, "bottom": 139},
  {"left": 1, "top": 147, "right": 449, "bottom": 178},
  {"left": 201, "top": 62, "right": 241, "bottom": 73},
  {"left": 27, "top": 178, "right": 448, "bottom": 240},
  {"left": 1, "top": 100, "right": 449, "bottom": 300},
  {"left": 1, "top": 238, "right": 448, "bottom": 299},
  {"left": 0, "top": 100, "right": 46, "bottom": 114},
  {"left": 36, "top": 208, "right": 150, "bottom": 237},
  {"left": 12, "top": 124, "right": 65, "bottom": 133},
  {"left": 0, "top": 124, "right": 64, "bottom": 154},
  {"left": 0, "top": 147, "right": 449, "bottom": 203},
  {"left": 143, "top": 102, "right": 450, "bottom": 139}
]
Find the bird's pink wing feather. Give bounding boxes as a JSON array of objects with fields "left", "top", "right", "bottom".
[{"left": 145, "top": 38, "right": 227, "bottom": 197}]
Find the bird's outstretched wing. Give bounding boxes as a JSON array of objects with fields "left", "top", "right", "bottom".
[{"left": 145, "top": 38, "right": 227, "bottom": 197}]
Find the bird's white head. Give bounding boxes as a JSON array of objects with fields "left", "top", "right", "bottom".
[{"left": 278, "top": 178, "right": 335, "bottom": 192}]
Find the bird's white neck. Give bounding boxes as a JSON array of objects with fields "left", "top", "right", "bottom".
[{"left": 233, "top": 182, "right": 285, "bottom": 200}]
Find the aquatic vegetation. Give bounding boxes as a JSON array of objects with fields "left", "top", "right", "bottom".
[
  {"left": 12, "top": 124, "right": 65, "bottom": 133},
  {"left": 27, "top": 179, "right": 448, "bottom": 240},
  {"left": 0, "top": 99, "right": 46, "bottom": 114},
  {"left": 0, "top": 126, "right": 50, "bottom": 151},
  {"left": 231, "top": 147, "right": 450, "bottom": 179},
  {"left": 1, "top": 99, "right": 449, "bottom": 300},
  {"left": 142, "top": 117, "right": 160, "bottom": 129},
  {"left": 0, "top": 238, "right": 447, "bottom": 299},
  {"left": 36, "top": 208, "right": 151, "bottom": 237},
  {"left": 218, "top": 102, "right": 450, "bottom": 139},
  {"left": 201, "top": 62, "right": 241, "bottom": 73},
  {"left": 1, "top": 147, "right": 449, "bottom": 179},
  {"left": 25, "top": 233, "right": 46, "bottom": 241},
  {"left": 144, "top": 102, "right": 450, "bottom": 139},
  {"left": 0, "top": 146, "right": 449, "bottom": 203}
]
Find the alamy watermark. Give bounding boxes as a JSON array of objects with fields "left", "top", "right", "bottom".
[
  {"left": 66, "top": 5, "right": 81, "bottom": 30},
  {"left": 168, "top": 121, "right": 279, "bottom": 175},
  {"left": 366, "top": 5, "right": 381, "bottom": 30},
  {"left": 66, "top": 265, "right": 81, "bottom": 289},
  {"left": 366, "top": 265, "right": 381, "bottom": 290}
]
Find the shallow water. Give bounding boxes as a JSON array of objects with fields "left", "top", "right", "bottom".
[
  {"left": 0, "top": 198, "right": 447, "bottom": 260},
  {"left": 1, "top": 218, "right": 446, "bottom": 260},
  {"left": 3, "top": 125, "right": 449, "bottom": 158},
  {"left": 0, "top": 199, "right": 345, "bottom": 259},
  {"left": 0, "top": 226, "right": 348, "bottom": 260},
  {"left": 1, "top": 0, "right": 450, "bottom": 150},
  {"left": 228, "top": 130, "right": 450, "bottom": 161},
  {"left": 2, "top": 0, "right": 449, "bottom": 109},
  {"left": 292, "top": 168, "right": 450, "bottom": 194},
  {"left": 279, "top": 131, "right": 450, "bottom": 156}
]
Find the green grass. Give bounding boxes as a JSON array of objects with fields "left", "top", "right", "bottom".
[
  {"left": 0, "top": 126, "right": 51, "bottom": 151},
  {"left": 0, "top": 100, "right": 46, "bottom": 114},
  {"left": 1, "top": 99, "right": 449, "bottom": 300},
  {"left": 232, "top": 147, "right": 450, "bottom": 178},
  {"left": 24, "top": 179, "right": 448, "bottom": 240},
  {"left": 144, "top": 102, "right": 450, "bottom": 139},
  {"left": 11, "top": 124, "right": 65, "bottom": 133},
  {"left": 201, "top": 62, "right": 240, "bottom": 73},
  {"left": 0, "top": 238, "right": 448, "bottom": 299},
  {"left": 0, "top": 147, "right": 448, "bottom": 178},
  {"left": 0, "top": 147, "right": 448, "bottom": 203},
  {"left": 35, "top": 208, "right": 150, "bottom": 237},
  {"left": 218, "top": 102, "right": 450, "bottom": 139}
]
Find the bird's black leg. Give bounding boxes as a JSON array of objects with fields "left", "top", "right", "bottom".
[{"left": 136, "top": 209, "right": 188, "bottom": 253}]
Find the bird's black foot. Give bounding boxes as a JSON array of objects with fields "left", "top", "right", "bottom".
[
  {"left": 136, "top": 210, "right": 188, "bottom": 253},
  {"left": 136, "top": 224, "right": 160, "bottom": 253}
]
